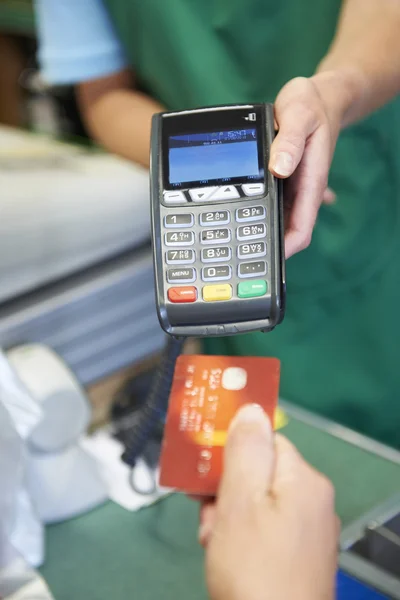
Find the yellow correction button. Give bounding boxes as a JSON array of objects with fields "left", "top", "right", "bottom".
[{"left": 202, "top": 284, "right": 232, "bottom": 302}]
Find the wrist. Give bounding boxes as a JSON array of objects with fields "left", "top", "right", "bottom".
[{"left": 310, "top": 65, "right": 368, "bottom": 128}]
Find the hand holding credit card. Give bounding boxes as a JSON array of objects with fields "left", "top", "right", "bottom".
[{"left": 159, "top": 355, "right": 281, "bottom": 495}]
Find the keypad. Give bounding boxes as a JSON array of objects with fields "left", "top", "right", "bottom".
[
  {"left": 164, "top": 214, "right": 193, "bottom": 228},
  {"left": 167, "top": 267, "right": 196, "bottom": 283},
  {"left": 237, "top": 242, "right": 266, "bottom": 260},
  {"left": 162, "top": 190, "right": 271, "bottom": 305},
  {"left": 238, "top": 261, "right": 267, "bottom": 278},
  {"left": 166, "top": 249, "right": 195, "bottom": 264},
  {"left": 201, "top": 228, "right": 231, "bottom": 244},
  {"left": 202, "top": 265, "right": 231, "bottom": 282},
  {"left": 201, "top": 247, "right": 231, "bottom": 263},
  {"left": 165, "top": 231, "right": 194, "bottom": 246},
  {"left": 200, "top": 210, "right": 229, "bottom": 227},
  {"left": 237, "top": 223, "right": 266, "bottom": 241}
]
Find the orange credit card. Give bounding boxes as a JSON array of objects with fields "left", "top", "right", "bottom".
[{"left": 159, "top": 355, "right": 281, "bottom": 495}]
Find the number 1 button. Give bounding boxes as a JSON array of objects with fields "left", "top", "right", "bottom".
[{"left": 164, "top": 214, "right": 194, "bottom": 228}]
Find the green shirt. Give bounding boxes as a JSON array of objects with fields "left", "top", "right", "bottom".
[{"left": 104, "top": 0, "right": 400, "bottom": 448}]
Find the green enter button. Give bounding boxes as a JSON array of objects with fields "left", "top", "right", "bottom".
[{"left": 238, "top": 279, "right": 267, "bottom": 298}]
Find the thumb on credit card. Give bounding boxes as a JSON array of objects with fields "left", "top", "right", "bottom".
[{"left": 217, "top": 404, "right": 275, "bottom": 509}]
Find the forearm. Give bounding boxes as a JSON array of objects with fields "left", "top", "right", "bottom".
[
  {"left": 313, "top": 0, "right": 400, "bottom": 127},
  {"left": 77, "top": 70, "right": 163, "bottom": 168}
]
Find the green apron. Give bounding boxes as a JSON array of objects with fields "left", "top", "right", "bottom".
[{"left": 104, "top": 0, "right": 400, "bottom": 448}]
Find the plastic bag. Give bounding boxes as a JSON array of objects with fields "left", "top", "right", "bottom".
[{"left": 0, "top": 350, "right": 44, "bottom": 569}]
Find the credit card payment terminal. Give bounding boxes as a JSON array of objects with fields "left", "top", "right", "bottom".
[{"left": 150, "top": 104, "right": 286, "bottom": 337}]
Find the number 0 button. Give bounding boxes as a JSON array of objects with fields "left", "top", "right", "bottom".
[{"left": 202, "top": 265, "right": 231, "bottom": 282}]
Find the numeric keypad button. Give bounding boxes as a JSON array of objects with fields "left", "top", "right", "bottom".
[
  {"left": 164, "top": 214, "right": 194, "bottom": 228},
  {"left": 165, "top": 231, "right": 195, "bottom": 246},
  {"left": 237, "top": 223, "right": 266, "bottom": 241},
  {"left": 201, "top": 247, "right": 231, "bottom": 263},
  {"left": 167, "top": 267, "right": 196, "bottom": 283},
  {"left": 237, "top": 242, "right": 266, "bottom": 260},
  {"left": 236, "top": 206, "right": 266, "bottom": 222},
  {"left": 202, "top": 265, "right": 231, "bottom": 282},
  {"left": 166, "top": 249, "right": 195, "bottom": 264},
  {"left": 238, "top": 261, "right": 267, "bottom": 278},
  {"left": 201, "top": 228, "right": 231, "bottom": 244},
  {"left": 200, "top": 210, "right": 229, "bottom": 226}
]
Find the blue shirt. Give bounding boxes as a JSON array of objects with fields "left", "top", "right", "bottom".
[{"left": 35, "top": 0, "right": 128, "bottom": 84}]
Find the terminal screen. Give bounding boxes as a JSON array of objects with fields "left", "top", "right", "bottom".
[{"left": 168, "top": 129, "right": 262, "bottom": 186}]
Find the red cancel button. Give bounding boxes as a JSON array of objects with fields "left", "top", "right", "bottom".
[{"left": 168, "top": 286, "right": 197, "bottom": 303}]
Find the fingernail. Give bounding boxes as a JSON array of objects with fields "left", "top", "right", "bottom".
[
  {"left": 229, "top": 404, "right": 270, "bottom": 431},
  {"left": 198, "top": 524, "right": 209, "bottom": 546},
  {"left": 324, "top": 188, "right": 336, "bottom": 204},
  {"left": 272, "top": 152, "right": 293, "bottom": 176}
]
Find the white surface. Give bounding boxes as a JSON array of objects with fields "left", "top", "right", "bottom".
[
  {"left": 6, "top": 344, "right": 90, "bottom": 452},
  {"left": 82, "top": 427, "right": 171, "bottom": 511},
  {"left": 0, "top": 126, "right": 150, "bottom": 302},
  {"left": 25, "top": 444, "right": 108, "bottom": 524}
]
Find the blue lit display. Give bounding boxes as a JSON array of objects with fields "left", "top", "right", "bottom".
[{"left": 168, "top": 129, "right": 261, "bottom": 185}]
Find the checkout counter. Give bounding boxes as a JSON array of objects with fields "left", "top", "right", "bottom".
[{"left": 37, "top": 402, "right": 400, "bottom": 600}]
